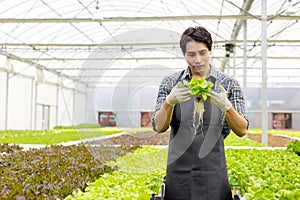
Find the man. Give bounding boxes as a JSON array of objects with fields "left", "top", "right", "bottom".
[{"left": 152, "top": 26, "right": 248, "bottom": 200}]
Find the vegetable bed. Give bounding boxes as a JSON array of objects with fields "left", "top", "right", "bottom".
[
  {"left": 227, "top": 149, "right": 300, "bottom": 200},
  {"left": 65, "top": 146, "right": 167, "bottom": 200},
  {"left": 0, "top": 127, "right": 124, "bottom": 145},
  {"left": 1, "top": 128, "right": 299, "bottom": 199},
  {"left": 0, "top": 143, "right": 138, "bottom": 199},
  {"left": 66, "top": 146, "right": 300, "bottom": 200}
]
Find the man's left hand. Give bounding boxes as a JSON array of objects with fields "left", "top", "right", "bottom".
[{"left": 207, "top": 85, "right": 232, "bottom": 113}]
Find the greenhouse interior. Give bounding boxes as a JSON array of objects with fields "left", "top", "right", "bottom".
[{"left": 0, "top": 0, "right": 300, "bottom": 199}]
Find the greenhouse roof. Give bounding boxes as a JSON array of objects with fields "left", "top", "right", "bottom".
[{"left": 0, "top": 0, "right": 300, "bottom": 90}]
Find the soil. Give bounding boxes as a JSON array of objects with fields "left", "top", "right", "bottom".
[
  {"left": 85, "top": 131, "right": 295, "bottom": 147},
  {"left": 86, "top": 131, "right": 170, "bottom": 146},
  {"left": 246, "top": 133, "right": 294, "bottom": 147}
]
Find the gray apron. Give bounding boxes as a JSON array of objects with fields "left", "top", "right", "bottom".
[{"left": 164, "top": 85, "right": 232, "bottom": 200}]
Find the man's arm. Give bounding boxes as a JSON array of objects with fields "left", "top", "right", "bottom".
[
  {"left": 154, "top": 101, "right": 175, "bottom": 133},
  {"left": 225, "top": 108, "right": 248, "bottom": 137}
]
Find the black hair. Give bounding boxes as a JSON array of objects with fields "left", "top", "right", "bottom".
[{"left": 180, "top": 26, "right": 213, "bottom": 54}]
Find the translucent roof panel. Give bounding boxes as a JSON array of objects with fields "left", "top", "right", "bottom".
[{"left": 0, "top": 0, "right": 299, "bottom": 88}]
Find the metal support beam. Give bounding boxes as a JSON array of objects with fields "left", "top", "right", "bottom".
[
  {"left": 243, "top": 20, "right": 248, "bottom": 103},
  {"left": 56, "top": 85, "right": 59, "bottom": 127},
  {"left": 0, "top": 49, "right": 89, "bottom": 88},
  {"left": 49, "top": 66, "right": 300, "bottom": 71},
  {"left": 34, "top": 82, "right": 38, "bottom": 129},
  {"left": 233, "top": 45, "right": 236, "bottom": 79},
  {"left": 231, "top": 0, "right": 255, "bottom": 39},
  {"left": 221, "top": 0, "right": 255, "bottom": 71},
  {"left": 261, "top": 0, "right": 268, "bottom": 145},
  {"left": 22, "top": 56, "right": 300, "bottom": 61},
  {"left": 1, "top": 40, "right": 300, "bottom": 47},
  {"left": 0, "top": 15, "right": 299, "bottom": 23},
  {"left": 243, "top": 19, "right": 248, "bottom": 139}
]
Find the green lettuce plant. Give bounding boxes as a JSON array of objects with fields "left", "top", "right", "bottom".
[
  {"left": 182, "top": 77, "right": 214, "bottom": 100},
  {"left": 182, "top": 77, "right": 214, "bottom": 121}
]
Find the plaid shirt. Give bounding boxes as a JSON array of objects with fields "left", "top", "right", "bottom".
[{"left": 151, "top": 65, "right": 248, "bottom": 137}]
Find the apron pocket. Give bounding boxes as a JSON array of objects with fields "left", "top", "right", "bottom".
[
  {"left": 165, "top": 171, "right": 191, "bottom": 200},
  {"left": 191, "top": 169, "right": 232, "bottom": 200}
]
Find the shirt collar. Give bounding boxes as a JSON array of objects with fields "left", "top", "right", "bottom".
[
  {"left": 182, "top": 64, "right": 218, "bottom": 80},
  {"left": 208, "top": 64, "right": 218, "bottom": 79}
]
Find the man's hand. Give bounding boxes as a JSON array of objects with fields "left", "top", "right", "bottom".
[
  {"left": 207, "top": 85, "right": 232, "bottom": 112},
  {"left": 166, "top": 82, "right": 192, "bottom": 106}
]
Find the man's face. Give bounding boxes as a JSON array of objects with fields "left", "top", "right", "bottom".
[{"left": 184, "top": 41, "right": 212, "bottom": 77}]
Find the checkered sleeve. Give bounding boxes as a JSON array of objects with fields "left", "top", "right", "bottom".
[
  {"left": 221, "top": 77, "right": 249, "bottom": 137},
  {"left": 227, "top": 79, "right": 248, "bottom": 120},
  {"left": 151, "top": 71, "right": 182, "bottom": 132}
]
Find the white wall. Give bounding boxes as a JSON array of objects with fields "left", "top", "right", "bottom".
[
  {"left": 0, "top": 68, "right": 77, "bottom": 130},
  {"left": 0, "top": 72, "right": 6, "bottom": 129},
  {"left": 6, "top": 75, "right": 33, "bottom": 130},
  {"left": 73, "top": 91, "right": 87, "bottom": 125},
  {"left": 56, "top": 87, "right": 74, "bottom": 127},
  {"left": 93, "top": 85, "right": 158, "bottom": 127}
]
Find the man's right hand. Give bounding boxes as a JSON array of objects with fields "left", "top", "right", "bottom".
[{"left": 166, "top": 82, "right": 192, "bottom": 106}]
